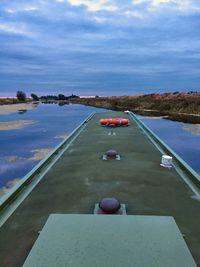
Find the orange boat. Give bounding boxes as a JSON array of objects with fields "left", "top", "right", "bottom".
[{"left": 99, "top": 118, "right": 129, "bottom": 126}]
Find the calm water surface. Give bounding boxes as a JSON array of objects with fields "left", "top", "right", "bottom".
[
  {"left": 0, "top": 104, "right": 107, "bottom": 193},
  {"left": 0, "top": 105, "right": 199, "bottom": 196},
  {"left": 138, "top": 116, "right": 200, "bottom": 174}
]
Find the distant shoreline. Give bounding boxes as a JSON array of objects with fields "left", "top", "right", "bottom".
[
  {"left": 70, "top": 92, "right": 200, "bottom": 124},
  {"left": 0, "top": 93, "right": 200, "bottom": 123}
]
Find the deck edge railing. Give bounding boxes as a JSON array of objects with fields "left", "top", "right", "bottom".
[
  {"left": 129, "top": 112, "right": 200, "bottom": 189},
  {"left": 0, "top": 112, "right": 95, "bottom": 213}
]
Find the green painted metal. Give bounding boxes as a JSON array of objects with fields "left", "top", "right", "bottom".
[
  {"left": 130, "top": 112, "right": 200, "bottom": 189},
  {"left": 1, "top": 111, "right": 200, "bottom": 266},
  {"left": 23, "top": 214, "right": 196, "bottom": 267},
  {"left": 0, "top": 112, "right": 95, "bottom": 213}
]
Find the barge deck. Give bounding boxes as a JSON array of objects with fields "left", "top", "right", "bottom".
[{"left": 0, "top": 111, "right": 200, "bottom": 266}]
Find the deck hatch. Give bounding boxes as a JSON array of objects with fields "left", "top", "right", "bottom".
[{"left": 22, "top": 214, "right": 196, "bottom": 267}]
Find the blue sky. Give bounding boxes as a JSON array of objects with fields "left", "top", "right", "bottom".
[{"left": 0, "top": 0, "right": 200, "bottom": 96}]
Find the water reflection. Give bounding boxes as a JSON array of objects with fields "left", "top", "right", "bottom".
[
  {"left": 18, "top": 109, "right": 27, "bottom": 114},
  {"left": 0, "top": 104, "right": 108, "bottom": 193},
  {"left": 138, "top": 115, "right": 200, "bottom": 175}
]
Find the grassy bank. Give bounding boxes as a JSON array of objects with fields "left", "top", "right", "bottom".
[
  {"left": 71, "top": 92, "right": 200, "bottom": 123},
  {"left": 0, "top": 98, "right": 21, "bottom": 105},
  {"left": 1, "top": 93, "right": 200, "bottom": 123},
  {"left": 0, "top": 98, "right": 33, "bottom": 105}
]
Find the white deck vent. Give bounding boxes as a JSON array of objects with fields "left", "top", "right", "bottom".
[{"left": 160, "top": 155, "right": 173, "bottom": 168}]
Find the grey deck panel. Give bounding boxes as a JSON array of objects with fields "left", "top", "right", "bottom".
[
  {"left": 0, "top": 112, "right": 200, "bottom": 267},
  {"left": 23, "top": 214, "right": 196, "bottom": 267}
]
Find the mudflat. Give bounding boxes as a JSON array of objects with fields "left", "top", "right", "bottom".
[
  {"left": 0, "top": 120, "right": 34, "bottom": 130},
  {"left": 0, "top": 103, "right": 36, "bottom": 115}
]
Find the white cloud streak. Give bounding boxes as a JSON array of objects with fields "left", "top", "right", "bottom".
[
  {"left": 132, "top": 0, "right": 200, "bottom": 12},
  {"left": 67, "top": 0, "right": 118, "bottom": 12},
  {"left": 5, "top": 4, "right": 39, "bottom": 14},
  {"left": 0, "top": 23, "right": 31, "bottom": 35}
]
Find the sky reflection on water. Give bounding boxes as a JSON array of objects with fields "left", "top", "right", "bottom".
[
  {"left": 138, "top": 116, "right": 200, "bottom": 175},
  {"left": 0, "top": 104, "right": 107, "bottom": 192}
]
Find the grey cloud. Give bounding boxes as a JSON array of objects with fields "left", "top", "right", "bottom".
[{"left": 0, "top": 0, "right": 200, "bottom": 95}]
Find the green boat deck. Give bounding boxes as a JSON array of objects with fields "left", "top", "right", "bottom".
[{"left": 0, "top": 111, "right": 200, "bottom": 267}]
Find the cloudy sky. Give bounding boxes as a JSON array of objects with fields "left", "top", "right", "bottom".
[{"left": 0, "top": 0, "right": 200, "bottom": 96}]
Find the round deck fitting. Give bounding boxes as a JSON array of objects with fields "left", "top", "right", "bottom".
[
  {"left": 99, "top": 197, "right": 121, "bottom": 214},
  {"left": 105, "top": 149, "right": 118, "bottom": 158}
]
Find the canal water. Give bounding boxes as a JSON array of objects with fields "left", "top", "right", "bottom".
[
  {"left": 138, "top": 115, "right": 200, "bottom": 175},
  {"left": 0, "top": 103, "right": 199, "bottom": 196},
  {"left": 0, "top": 104, "right": 107, "bottom": 195}
]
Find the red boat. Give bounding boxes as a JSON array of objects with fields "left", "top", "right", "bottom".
[{"left": 99, "top": 118, "right": 129, "bottom": 126}]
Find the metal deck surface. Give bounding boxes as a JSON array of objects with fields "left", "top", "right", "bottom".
[
  {"left": 0, "top": 112, "right": 200, "bottom": 267},
  {"left": 23, "top": 214, "right": 196, "bottom": 267}
]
